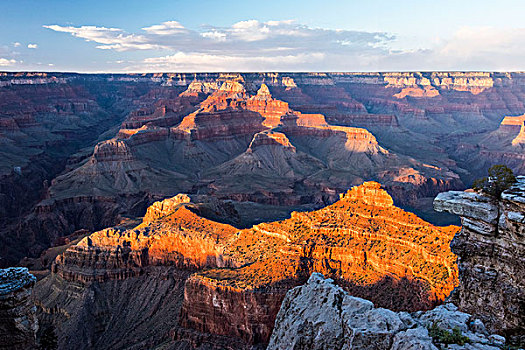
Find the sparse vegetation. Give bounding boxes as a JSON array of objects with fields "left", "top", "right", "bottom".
[
  {"left": 473, "top": 165, "right": 517, "bottom": 198},
  {"left": 427, "top": 321, "right": 470, "bottom": 346}
]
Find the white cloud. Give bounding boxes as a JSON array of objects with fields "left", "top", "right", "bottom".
[
  {"left": 13, "top": 42, "right": 21, "bottom": 47},
  {"left": 43, "top": 25, "right": 161, "bottom": 51},
  {"left": 44, "top": 20, "right": 392, "bottom": 54},
  {"left": 137, "top": 51, "right": 325, "bottom": 72},
  {"left": 230, "top": 20, "right": 270, "bottom": 41},
  {"left": 0, "top": 58, "right": 17, "bottom": 66},
  {"left": 42, "top": 20, "right": 525, "bottom": 71},
  {"left": 201, "top": 30, "right": 227, "bottom": 42},
  {"left": 142, "top": 21, "right": 186, "bottom": 35},
  {"left": 27, "top": 43, "right": 38, "bottom": 49}
]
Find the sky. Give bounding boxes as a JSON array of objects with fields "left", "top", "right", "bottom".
[{"left": 1, "top": 0, "right": 525, "bottom": 72}]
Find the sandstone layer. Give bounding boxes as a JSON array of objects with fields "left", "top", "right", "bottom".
[
  {"left": 268, "top": 273, "right": 508, "bottom": 350},
  {"left": 434, "top": 176, "right": 525, "bottom": 341},
  {"left": 0, "top": 267, "right": 38, "bottom": 350}
]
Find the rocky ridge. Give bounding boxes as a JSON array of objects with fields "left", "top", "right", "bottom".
[
  {"left": 434, "top": 176, "right": 525, "bottom": 342},
  {"left": 39, "top": 182, "right": 459, "bottom": 348},
  {"left": 268, "top": 273, "right": 508, "bottom": 350},
  {"left": 0, "top": 267, "right": 38, "bottom": 350},
  {"left": 513, "top": 121, "right": 525, "bottom": 145}
]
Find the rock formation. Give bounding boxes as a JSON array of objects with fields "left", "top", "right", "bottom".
[
  {"left": 0, "top": 267, "right": 38, "bottom": 350},
  {"left": 268, "top": 273, "right": 508, "bottom": 350},
  {"left": 434, "top": 176, "right": 525, "bottom": 342},
  {"left": 39, "top": 182, "right": 460, "bottom": 348}
]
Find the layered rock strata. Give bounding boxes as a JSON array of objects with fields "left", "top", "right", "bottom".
[
  {"left": 0, "top": 267, "right": 38, "bottom": 350},
  {"left": 268, "top": 273, "right": 508, "bottom": 350},
  {"left": 434, "top": 176, "right": 525, "bottom": 340},
  {"left": 48, "top": 182, "right": 459, "bottom": 346},
  {"left": 33, "top": 78, "right": 462, "bottom": 261}
]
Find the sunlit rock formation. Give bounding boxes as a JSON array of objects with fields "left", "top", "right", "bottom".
[
  {"left": 0, "top": 267, "right": 38, "bottom": 350},
  {"left": 434, "top": 176, "right": 525, "bottom": 341},
  {"left": 40, "top": 182, "right": 459, "bottom": 348},
  {"left": 512, "top": 121, "right": 525, "bottom": 146}
]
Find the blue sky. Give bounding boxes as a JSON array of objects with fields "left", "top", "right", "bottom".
[{"left": 1, "top": 0, "right": 525, "bottom": 72}]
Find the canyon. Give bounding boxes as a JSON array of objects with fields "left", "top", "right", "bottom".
[
  {"left": 1, "top": 71, "right": 525, "bottom": 349},
  {"left": 3, "top": 71, "right": 525, "bottom": 266}
]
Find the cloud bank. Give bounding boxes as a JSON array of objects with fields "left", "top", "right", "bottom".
[{"left": 41, "top": 20, "right": 525, "bottom": 72}]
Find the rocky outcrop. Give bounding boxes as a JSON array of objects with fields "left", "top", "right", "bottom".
[
  {"left": 92, "top": 139, "right": 134, "bottom": 162},
  {"left": 0, "top": 267, "right": 38, "bottom": 350},
  {"left": 434, "top": 176, "right": 525, "bottom": 341},
  {"left": 179, "top": 80, "right": 219, "bottom": 98},
  {"left": 41, "top": 182, "right": 459, "bottom": 347},
  {"left": 52, "top": 204, "right": 239, "bottom": 283},
  {"left": 268, "top": 273, "right": 508, "bottom": 350},
  {"left": 247, "top": 84, "right": 291, "bottom": 127},
  {"left": 499, "top": 114, "right": 525, "bottom": 131},
  {"left": 180, "top": 275, "right": 286, "bottom": 344}
]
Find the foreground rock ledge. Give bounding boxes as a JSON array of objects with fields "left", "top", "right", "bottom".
[
  {"left": 434, "top": 176, "right": 525, "bottom": 340},
  {"left": 268, "top": 273, "right": 507, "bottom": 350},
  {"left": 0, "top": 267, "right": 38, "bottom": 350}
]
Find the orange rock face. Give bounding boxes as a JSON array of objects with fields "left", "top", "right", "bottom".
[
  {"left": 394, "top": 86, "right": 440, "bottom": 99},
  {"left": 53, "top": 182, "right": 459, "bottom": 344},
  {"left": 500, "top": 114, "right": 525, "bottom": 127},
  {"left": 513, "top": 121, "right": 525, "bottom": 145},
  {"left": 246, "top": 84, "right": 291, "bottom": 128}
]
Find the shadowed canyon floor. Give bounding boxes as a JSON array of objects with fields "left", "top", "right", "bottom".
[{"left": 33, "top": 182, "right": 460, "bottom": 349}]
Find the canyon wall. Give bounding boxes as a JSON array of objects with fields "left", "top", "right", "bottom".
[{"left": 434, "top": 176, "right": 525, "bottom": 342}]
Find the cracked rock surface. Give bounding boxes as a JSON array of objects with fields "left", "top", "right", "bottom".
[
  {"left": 0, "top": 267, "right": 38, "bottom": 350},
  {"left": 268, "top": 273, "right": 509, "bottom": 350},
  {"left": 434, "top": 177, "right": 525, "bottom": 341}
]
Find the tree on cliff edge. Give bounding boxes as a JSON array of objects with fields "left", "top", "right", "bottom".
[{"left": 473, "top": 165, "right": 516, "bottom": 198}]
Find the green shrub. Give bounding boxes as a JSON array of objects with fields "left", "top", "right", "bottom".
[
  {"left": 427, "top": 321, "right": 470, "bottom": 346},
  {"left": 473, "top": 165, "right": 516, "bottom": 198}
]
